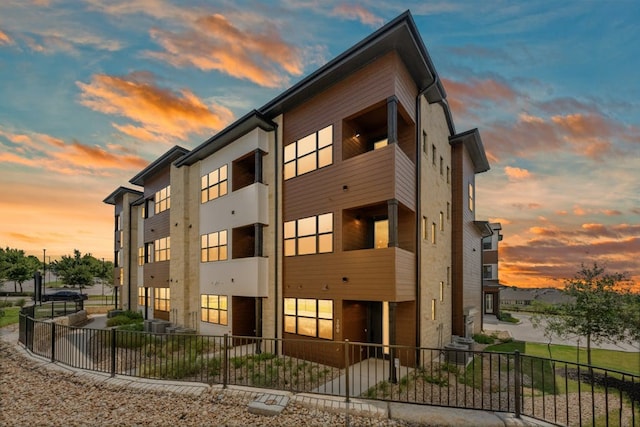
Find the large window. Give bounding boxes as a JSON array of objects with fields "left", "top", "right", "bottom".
[
  {"left": 138, "top": 287, "right": 148, "bottom": 307},
  {"left": 374, "top": 219, "right": 388, "bottom": 248},
  {"left": 201, "top": 164, "right": 228, "bottom": 203},
  {"left": 154, "top": 288, "right": 170, "bottom": 311},
  {"left": 284, "top": 213, "right": 333, "bottom": 256},
  {"left": 284, "top": 298, "right": 333, "bottom": 339},
  {"left": 154, "top": 237, "right": 170, "bottom": 262},
  {"left": 201, "top": 230, "right": 228, "bottom": 262},
  {"left": 284, "top": 125, "right": 333, "bottom": 180},
  {"left": 154, "top": 186, "right": 170, "bottom": 214},
  {"left": 201, "top": 294, "right": 228, "bottom": 325}
]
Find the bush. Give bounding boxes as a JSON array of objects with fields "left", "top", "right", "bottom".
[
  {"left": 498, "top": 312, "right": 519, "bottom": 323},
  {"left": 15, "top": 298, "right": 26, "bottom": 308},
  {"left": 106, "top": 310, "right": 143, "bottom": 327},
  {"left": 472, "top": 333, "right": 494, "bottom": 344},
  {"left": 0, "top": 301, "right": 13, "bottom": 308}
]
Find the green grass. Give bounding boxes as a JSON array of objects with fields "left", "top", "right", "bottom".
[
  {"left": 0, "top": 306, "right": 21, "bottom": 327},
  {"left": 486, "top": 341, "right": 639, "bottom": 376}
]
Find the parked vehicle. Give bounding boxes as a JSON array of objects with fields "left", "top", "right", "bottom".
[{"left": 42, "top": 290, "right": 88, "bottom": 302}]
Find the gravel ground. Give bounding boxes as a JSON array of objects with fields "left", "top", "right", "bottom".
[{"left": 0, "top": 337, "right": 409, "bottom": 427}]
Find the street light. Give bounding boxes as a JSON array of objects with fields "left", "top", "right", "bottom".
[{"left": 43, "top": 249, "right": 46, "bottom": 294}]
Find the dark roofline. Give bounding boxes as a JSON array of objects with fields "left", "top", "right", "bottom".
[
  {"left": 260, "top": 11, "right": 447, "bottom": 119},
  {"left": 176, "top": 110, "right": 276, "bottom": 167},
  {"left": 103, "top": 186, "right": 143, "bottom": 205},
  {"left": 474, "top": 220, "right": 494, "bottom": 237},
  {"left": 450, "top": 128, "right": 490, "bottom": 173},
  {"left": 129, "top": 145, "right": 190, "bottom": 186}
]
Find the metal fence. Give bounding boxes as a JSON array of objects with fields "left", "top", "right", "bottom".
[{"left": 18, "top": 314, "right": 639, "bottom": 426}]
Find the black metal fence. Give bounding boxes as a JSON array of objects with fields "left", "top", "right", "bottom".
[{"left": 18, "top": 314, "right": 639, "bottom": 426}]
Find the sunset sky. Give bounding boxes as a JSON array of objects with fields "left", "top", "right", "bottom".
[{"left": 1, "top": 1, "right": 638, "bottom": 289}]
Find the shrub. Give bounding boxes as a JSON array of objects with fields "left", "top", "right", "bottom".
[
  {"left": 15, "top": 298, "right": 26, "bottom": 308},
  {"left": 107, "top": 314, "right": 135, "bottom": 327},
  {"left": 472, "top": 333, "right": 494, "bottom": 344},
  {"left": 0, "top": 301, "right": 13, "bottom": 308}
]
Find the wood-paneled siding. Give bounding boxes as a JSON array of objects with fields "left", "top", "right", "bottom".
[
  {"left": 285, "top": 247, "right": 415, "bottom": 302},
  {"left": 283, "top": 143, "right": 416, "bottom": 220}
]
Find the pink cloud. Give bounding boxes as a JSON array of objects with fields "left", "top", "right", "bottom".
[
  {"left": 77, "top": 72, "right": 233, "bottom": 141},
  {"left": 331, "top": 4, "right": 383, "bottom": 27},
  {"left": 504, "top": 166, "right": 531, "bottom": 181}
]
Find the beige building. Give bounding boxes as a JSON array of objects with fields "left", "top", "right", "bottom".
[{"left": 104, "top": 11, "right": 490, "bottom": 364}]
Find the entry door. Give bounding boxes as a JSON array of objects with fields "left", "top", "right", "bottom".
[
  {"left": 366, "top": 302, "right": 383, "bottom": 358},
  {"left": 485, "top": 294, "right": 494, "bottom": 314}
]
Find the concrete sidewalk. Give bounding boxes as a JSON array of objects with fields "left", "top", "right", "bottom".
[{"left": 1, "top": 320, "right": 553, "bottom": 426}]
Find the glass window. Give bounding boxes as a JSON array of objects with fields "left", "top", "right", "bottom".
[
  {"left": 154, "top": 237, "right": 170, "bottom": 262},
  {"left": 422, "top": 216, "right": 427, "bottom": 240},
  {"left": 201, "top": 230, "right": 227, "bottom": 262},
  {"left": 431, "top": 223, "right": 436, "bottom": 244},
  {"left": 374, "top": 219, "right": 388, "bottom": 249},
  {"left": 138, "top": 287, "right": 149, "bottom": 306},
  {"left": 154, "top": 185, "right": 170, "bottom": 214},
  {"left": 283, "top": 298, "right": 333, "bottom": 340},
  {"left": 468, "top": 182, "right": 474, "bottom": 212},
  {"left": 200, "top": 294, "right": 228, "bottom": 325},
  {"left": 284, "top": 213, "right": 333, "bottom": 256},
  {"left": 138, "top": 247, "right": 144, "bottom": 266},
  {"left": 201, "top": 164, "right": 228, "bottom": 203},
  {"left": 439, "top": 212, "right": 444, "bottom": 231},
  {"left": 154, "top": 288, "right": 170, "bottom": 312},
  {"left": 284, "top": 125, "right": 333, "bottom": 180}
]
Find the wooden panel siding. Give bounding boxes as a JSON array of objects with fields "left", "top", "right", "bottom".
[
  {"left": 484, "top": 250, "right": 498, "bottom": 264},
  {"left": 283, "top": 144, "right": 416, "bottom": 221},
  {"left": 395, "top": 301, "right": 416, "bottom": 366},
  {"left": 283, "top": 53, "right": 399, "bottom": 143},
  {"left": 143, "top": 260, "right": 170, "bottom": 289},
  {"left": 284, "top": 247, "right": 415, "bottom": 302}
]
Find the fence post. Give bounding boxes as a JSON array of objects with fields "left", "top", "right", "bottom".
[
  {"left": 50, "top": 322, "right": 56, "bottom": 362},
  {"left": 110, "top": 328, "right": 116, "bottom": 377},
  {"left": 223, "top": 334, "right": 229, "bottom": 389},
  {"left": 514, "top": 350, "right": 521, "bottom": 418},
  {"left": 344, "top": 340, "right": 350, "bottom": 403}
]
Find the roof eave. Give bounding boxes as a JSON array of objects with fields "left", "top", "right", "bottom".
[
  {"left": 450, "top": 128, "right": 490, "bottom": 173},
  {"left": 129, "top": 145, "right": 190, "bottom": 186},
  {"left": 175, "top": 110, "right": 276, "bottom": 167},
  {"left": 103, "top": 186, "right": 143, "bottom": 205}
]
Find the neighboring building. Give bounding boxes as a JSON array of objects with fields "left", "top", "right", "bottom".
[
  {"left": 481, "top": 222, "right": 503, "bottom": 321},
  {"left": 104, "top": 11, "right": 490, "bottom": 366},
  {"left": 501, "top": 287, "right": 573, "bottom": 309}
]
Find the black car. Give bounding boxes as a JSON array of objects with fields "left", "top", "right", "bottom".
[{"left": 42, "top": 290, "right": 89, "bottom": 302}]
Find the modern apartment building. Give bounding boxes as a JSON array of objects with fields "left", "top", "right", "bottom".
[
  {"left": 104, "top": 11, "right": 490, "bottom": 366},
  {"left": 482, "top": 222, "right": 504, "bottom": 318}
]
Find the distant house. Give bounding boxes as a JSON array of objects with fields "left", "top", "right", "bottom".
[{"left": 501, "top": 287, "right": 573, "bottom": 309}]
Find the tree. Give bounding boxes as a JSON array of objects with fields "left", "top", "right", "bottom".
[
  {"left": 51, "top": 249, "right": 95, "bottom": 290},
  {"left": 2, "top": 248, "right": 39, "bottom": 293},
  {"left": 533, "top": 264, "right": 637, "bottom": 367}
]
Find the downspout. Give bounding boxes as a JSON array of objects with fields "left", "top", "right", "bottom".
[
  {"left": 273, "top": 123, "right": 280, "bottom": 349},
  {"left": 127, "top": 198, "right": 133, "bottom": 311},
  {"left": 415, "top": 76, "right": 440, "bottom": 360}
]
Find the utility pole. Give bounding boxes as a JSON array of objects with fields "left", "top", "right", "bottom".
[{"left": 43, "top": 248, "right": 46, "bottom": 294}]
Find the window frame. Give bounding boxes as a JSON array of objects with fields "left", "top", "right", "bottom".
[
  {"left": 154, "top": 288, "right": 170, "bottom": 312},
  {"left": 201, "top": 230, "right": 228, "bottom": 262},
  {"left": 201, "top": 164, "right": 228, "bottom": 204},
  {"left": 200, "top": 294, "right": 228, "bottom": 325},
  {"left": 284, "top": 297, "right": 333, "bottom": 340},
  {"left": 154, "top": 185, "right": 170, "bottom": 214},
  {"left": 284, "top": 125, "right": 333, "bottom": 180},
  {"left": 284, "top": 213, "right": 333, "bottom": 256},
  {"left": 154, "top": 237, "right": 170, "bottom": 262}
]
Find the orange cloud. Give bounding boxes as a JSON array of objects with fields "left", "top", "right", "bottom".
[
  {"left": 147, "top": 13, "right": 303, "bottom": 88},
  {"left": 0, "top": 126, "right": 148, "bottom": 176},
  {"left": 504, "top": 166, "right": 531, "bottom": 180},
  {"left": 77, "top": 72, "right": 233, "bottom": 141},
  {"left": 331, "top": 4, "right": 383, "bottom": 27},
  {"left": 603, "top": 209, "right": 622, "bottom": 216},
  {"left": 0, "top": 29, "right": 13, "bottom": 45}
]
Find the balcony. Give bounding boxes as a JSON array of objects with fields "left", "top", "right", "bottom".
[
  {"left": 284, "top": 247, "right": 416, "bottom": 302},
  {"left": 200, "top": 257, "right": 269, "bottom": 297}
]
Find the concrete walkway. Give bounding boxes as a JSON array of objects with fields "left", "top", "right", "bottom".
[{"left": 1, "top": 319, "right": 553, "bottom": 426}]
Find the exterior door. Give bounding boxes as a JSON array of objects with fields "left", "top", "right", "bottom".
[{"left": 485, "top": 293, "right": 494, "bottom": 314}]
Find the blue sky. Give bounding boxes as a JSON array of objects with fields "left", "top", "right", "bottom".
[{"left": 0, "top": 0, "right": 638, "bottom": 288}]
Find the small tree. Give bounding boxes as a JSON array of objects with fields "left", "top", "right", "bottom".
[
  {"left": 533, "top": 264, "right": 637, "bottom": 367},
  {"left": 51, "top": 250, "right": 95, "bottom": 291},
  {"left": 2, "top": 248, "right": 39, "bottom": 293}
]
